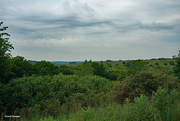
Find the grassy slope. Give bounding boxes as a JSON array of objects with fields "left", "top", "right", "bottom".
[{"left": 67, "top": 59, "right": 176, "bottom": 67}]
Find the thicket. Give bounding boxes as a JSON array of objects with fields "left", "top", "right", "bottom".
[
  {"left": 1, "top": 87, "right": 179, "bottom": 121},
  {"left": 112, "top": 71, "right": 179, "bottom": 104},
  {"left": 1, "top": 70, "right": 180, "bottom": 120},
  {"left": 1, "top": 75, "right": 112, "bottom": 114},
  {"left": 1, "top": 56, "right": 180, "bottom": 120}
]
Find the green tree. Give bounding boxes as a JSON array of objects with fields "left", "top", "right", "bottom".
[
  {"left": 59, "top": 65, "right": 74, "bottom": 75},
  {"left": 117, "top": 69, "right": 128, "bottom": 82},
  {"left": 0, "top": 22, "right": 14, "bottom": 83},
  {"left": 33, "top": 61, "right": 60, "bottom": 76},
  {"left": 9, "top": 56, "right": 34, "bottom": 79},
  {"left": 79, "top": 60, "right": 94, "bottom": 76},
  {"left": 127, "top": 60, "right": 148, "bottom": 75},
  {"left": 92, "top": 61, "right": 107, "bottom": 77},
  {"left": 174, "top": 50, "right": 180, "bottom": 78},
  {"left": 107, "top": 67, "right": 119, "bottom": 80}
]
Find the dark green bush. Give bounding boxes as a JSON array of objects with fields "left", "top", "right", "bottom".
[
  {"left": 169, "top": 61, "right": 175, "bottom": 65},
  {"left": 33, "top": 61, "right": 60, "bottom": 76},
  {"left": 2, "top": 74, "right": 112, "bottom": 114},
  {"left": 9, "top": 56, "right": 34, "bottom": 79},
  {"left": 174, "top": 57, "right": 180, "bottom": 79}
]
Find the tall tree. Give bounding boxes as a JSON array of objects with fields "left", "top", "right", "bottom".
[
  {"left": 127, "top": 60, "right": 148, "bottom": 75},
  {"left": 33, "top": 61, "right": 59, "bottom": 76},
  {"left": 0, "top": 22, "right": 14, "bottom": 82},
  {"left": 174, "top": 50, "right": 180, "bottom": 78},
  {"left": 0, "top": 22, "right": 13, "bottom": 58},
  {"left": 80, "top": 60, "right": 94, "bottom": 76},
  {"left": 10, "top": 56, "right": 34, "bottom": 79}
]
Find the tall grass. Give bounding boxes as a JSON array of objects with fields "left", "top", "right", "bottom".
[{"left": 6, "top": 87, "right": 178, "bottom": 121}]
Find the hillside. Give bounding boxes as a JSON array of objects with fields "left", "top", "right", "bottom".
[{"left": 68, "top": 58, "right": 176, "bottom": 67}]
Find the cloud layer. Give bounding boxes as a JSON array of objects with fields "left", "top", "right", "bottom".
[{"left": 0, "top": 0, "right": 180, "bottom": 61}]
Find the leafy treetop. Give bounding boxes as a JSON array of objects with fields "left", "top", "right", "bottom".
[{"left": 0, "top": 22, "right": 14, "bottom": 59}]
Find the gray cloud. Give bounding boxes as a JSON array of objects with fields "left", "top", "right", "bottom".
[{"left": 0, "top": 0, "right": 180, "bottom": 61}]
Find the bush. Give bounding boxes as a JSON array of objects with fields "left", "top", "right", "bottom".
[
  {"left": 169, "top": 61, "right": 175, "bottom": 65},
  {"left": 112, "top": 71, "right": 180, "bottom": 104},
  {"left": 33, "top": 61, "right": 60, "bottom": 76},
  {"left": 117, "top": 70, "right": 128, "bottom": 82},
  {"left": 40, "top": 116, "right": 55, "bottom": 121},
  {"left": 174, "top": 57, "right": 180, "bottom": 78},
  {"left": 10, "top": 87, "right": 180, "bottom": 121},
  {"left": 81, "top": 107, "right": 95, "bottom": 120},
  {"left": 122, "top": 95, "right": 156, "bottom": 121},
  {"left": 2, "top": 74, "right": 112, "bottom": 114},
  {"left": 153, "top": 87, "right": 180, "bottom": 121}
]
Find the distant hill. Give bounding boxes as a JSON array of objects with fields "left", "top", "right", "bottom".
[
  {"left": 28, "top": 60, "right": 84, "bottom": 65},
  {"left": 67, "top": 58, "right": 176, "bottom": 67},
  {"left": 28, "top": 60, "right": 38, "bottom": 64},
  {"left": 51, "top": 61, "right": 84, "bottom": 65},
  {"left": 28, "top": 58, "right": 176, "bottom": 67},
  {"left": 101, "top": 58, "right": 176, "bottom": 66}
]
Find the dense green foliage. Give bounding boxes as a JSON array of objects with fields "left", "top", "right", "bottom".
[
  {"left": 1, "top": 58, "right": 180, "bottom": 120},
  {"left": 2, "top": 88, "right": 179, "bottom": 121},
  {"left": 112, "top": 71, "right": 179, "bottom": 104},
  {"left": 2, "top": 74, "right": 112, "bottom": 115},
  {"left": 0, "top": 22, "right": 14, "bottom": 83},
  {"left": 9, "top": 56, "right": 34, "bottom": 78},
  {"left": 174, "top": 52, "right": 180, "bottom": 78},
  {"left": 1, "top": 56, "right": 180, "bottom": 120}
]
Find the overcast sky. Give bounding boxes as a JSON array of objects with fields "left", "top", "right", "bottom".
[{"left": 0, "top": 0, "right": 180, "bottom": 61}]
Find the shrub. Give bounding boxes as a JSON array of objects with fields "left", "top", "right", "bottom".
[
  {"left": 121, "top": 71, "right": 158, "bottom": 96},
  {"left": 117, "top": 70, "right": 128, "bottom": 82},
  {"left": 112, "top": 89, "right": 128, "bottom": 104},
  {"left": 128, "top": 60, "right": 148, "bottom": 74},
  {"left": 42, "top": 99, "right": 62, "bottom": 117},
  {"left": 81, "top": 107, "right": 95, "bottom": 120},
  {"left": 112, "top": 71, "right": 180, "bottom": 104},
  {"left": 152, "top": 87, "right": 180, "bottom": 121},
  {"left": 169, "top": 61, "right": 175, "bottom": 65},
  {"left": 122, "top": 95, "right": 156, "bottom": 121},
  {"left": 40, "top": 116, "right": 55, "bottom": 121},
  {"left": 2, "top": 74, "right": 112, "bottom": 114},
  {"left": 174, "top": 57, "right": 180, "bottom": 78}
]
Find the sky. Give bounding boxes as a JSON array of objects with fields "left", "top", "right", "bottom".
[{"left": 0, "top": 0, "right": 180, "bottom": 61}]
